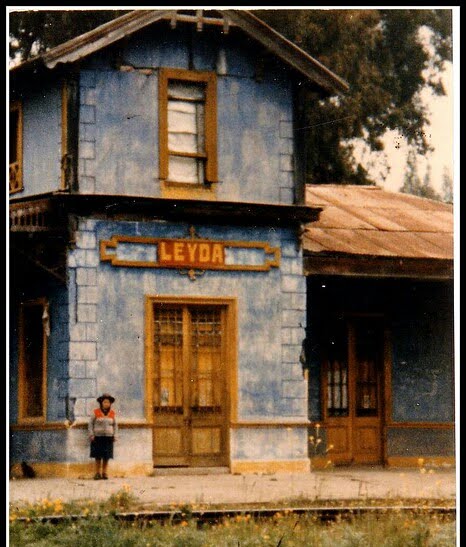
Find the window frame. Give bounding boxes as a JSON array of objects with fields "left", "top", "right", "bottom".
[
  {"left": 159, "top": 68, "right": 218, "bottom": 188},
  {"left": 9, "top": 100, "right": 23, "bottom": 195},
  {"left": 18, "top": 298, "right": 48, "bottom": 424}
]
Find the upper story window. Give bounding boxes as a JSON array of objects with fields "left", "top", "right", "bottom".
[
  {"left": 9, "top": 101, "right": 23, "bottom": 194},
  {"left": 159, "top": 68, "right": 217, "bottom": 190}
]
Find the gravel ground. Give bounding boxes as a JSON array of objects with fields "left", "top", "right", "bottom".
[{"left": 8, "top": 467, "right": 456, "bottom": 508}]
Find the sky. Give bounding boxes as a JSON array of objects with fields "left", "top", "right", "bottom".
[
  {"left": 376, "top": 60, "right": 453, "bottom": 196},
  {"left": 353, "top": 24, "right": 454, "bottom": 197}
]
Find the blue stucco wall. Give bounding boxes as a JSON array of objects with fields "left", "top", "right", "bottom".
[
  {"left": 11, "top": 430, "right": 69, "bottom": 463},
  {"left": 18, "top": 82, "right": 62, "bottom": 198},
  {"left": 67, "top": 218, "right": 306, "bottom": 419},
  {"left": 306, "top": 277, "right": 454, "bottom": 424},
  {"left": 386, "top": 428, "right": 455, "bottom": 457},
  {"left": 9, "top": 275, "right": 69, "bottom": 463},
  {"left": 63, "top": 216, "right": 308, "bottom": 464},
  {"left": 232, "top": 427, "right": 308, "bottom": 462},
  {"left": 390, "top": 283, "right": 454, "bottom": 423},
  {"left": 306, "top": 277, "right": 455, "bottom": 458},
  {"left": 78, "top": 25, "right": 295, "bottom": 203}
]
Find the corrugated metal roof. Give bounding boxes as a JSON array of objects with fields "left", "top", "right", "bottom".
[
  {"left": 10, "top": 10, "right": 348, "bottom": 95},
  {"left": 304, "top": 185, "right": 453, "bottom": 260}
]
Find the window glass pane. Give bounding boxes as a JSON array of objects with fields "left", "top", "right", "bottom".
[
  {"left": 355, "top": 323, "right": 381, "bottom": 417},
  {"left": 164, "top": 77, "right": 210, "bottom": 184},
  {"left": 168, "top": 155, "right": 205, "bottom": 184},
  {"left": 190, "top": 307, "right": 222, "bottom": 410},
  {"left": 326, "top": 322, "right": 349, "bottom": 417},
  {"left": 168, "top": 101, "right": 198, "bottom": 133},
  {"left": 168, "top": 100, "right": 205, "bottom": 154},
  {"left": 153, "top": 307, "right": 183, "bottom": 409},
  {"left": 168, "top": 81, "right": 205, "bottom": 101},
  {"left": 168, "top": 132, "right": 198, "bottom": 154}
]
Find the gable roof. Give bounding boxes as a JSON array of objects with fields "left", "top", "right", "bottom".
[
  {"left": 10, "top": 9, "right": 348, "bottom": 94},
  {"left": 305, "top": 184, "right": 453, "bottom": 259}
]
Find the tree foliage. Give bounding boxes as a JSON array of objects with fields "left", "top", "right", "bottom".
[
  {"left": 400, "top": 149, "right": 423, "bottom": 196},
  {"left": 255, "top": 9, "right": 452, "bottom": 184},
  {"left": 441, "top": 167, "right": 454, "bottom": 203},
  {"left": 420, "top": 165, "right": 441, "bottom": 200},
  {"left": 9, "top": 8, "right": 452, "bottom": 186},
  {"left": 400, "top": 153, "right": 441, "bottom": 201},
  {"left": 9, "top": 10, "right": 129, "bottom": 61}
]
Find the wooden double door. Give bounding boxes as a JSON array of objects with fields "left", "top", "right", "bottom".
[
  {"left": 322, "top": 317, "right": 386, "bottom": 464},
  {"left": 148, "top": 299, "right": 230, "bottom": 467}
]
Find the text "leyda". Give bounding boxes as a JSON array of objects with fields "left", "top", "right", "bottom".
[{"left": 158, "top": 240, "right": 225, "bottom": 268}]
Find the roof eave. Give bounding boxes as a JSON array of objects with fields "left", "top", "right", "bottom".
[
  {"left": 10, "top": 9, "right": 348, "bottom": 95},
  {"left": 303, "top": 253, "right": 453, "bottom": 280},
  {"left": 9, "top": 10, "right": 173, "bottom": 75},
  {"left": 44, "top": 10, "right": 173, "bottom": 69},
  {"left": 223, "top": 10, "right": 349, "bottom": 94}
]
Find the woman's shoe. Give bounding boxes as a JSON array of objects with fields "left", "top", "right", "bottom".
[
  {"left": 102, "top": 473, "right": 108, "bottom": 480},
  {"left": 94, "top": 473, "right": 102, "bottom": 480}
]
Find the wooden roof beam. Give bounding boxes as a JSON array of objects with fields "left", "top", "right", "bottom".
[{"left": 304, "top": 254, "right": 453, "bottom": 280}]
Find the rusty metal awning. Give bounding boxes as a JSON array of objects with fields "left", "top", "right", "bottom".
[{"left": 304, "top": 185, "right": 454, "bottom": 279}]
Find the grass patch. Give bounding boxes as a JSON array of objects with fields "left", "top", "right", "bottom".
[
  {"left": 9, "top": 511, "right": 456, "bottom": 546},
  {"left": 9, "top": 485, "right": 142, "bottom": 521},
  {"left": 9, "top": 487, "right": 456, "bottom": 546},
  {"left": 9, "top": 490, "right": 455, "bottom": 522}
]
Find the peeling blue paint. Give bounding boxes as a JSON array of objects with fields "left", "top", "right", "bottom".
[
  {"left": 10, "top": 430, "right": 68, "bottom": 463},
  {"left": 20, "top": 83, "right": 62, "bottom": 197},
  {"left": 232, "top": 427, "right": 308, "bottom": 460},
  {"left": 59, "top": 219, "right": 307, "bottom": 431},
  {"left": 390, "top": 283, "right": 454, "bottom": 423},
  {"left": 80, "top": 25, "right": 295, "bottom": 204},
  {"left": 306, "top": 277, "right": 455, "bottom": 457}
]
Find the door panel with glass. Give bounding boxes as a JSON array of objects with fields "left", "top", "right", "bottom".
[
  {"left": 150, "top": 303, "right": 228, "bottom": 467},
  {"left": 323, "top": 317, "right": 384, "bottom": 464}
]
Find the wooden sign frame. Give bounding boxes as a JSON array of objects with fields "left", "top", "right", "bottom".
[{"left": 100, "top": 234, "right": 280, "bottom": 272}]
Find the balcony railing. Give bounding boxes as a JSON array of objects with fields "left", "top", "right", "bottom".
[{"left": 10, "top": 200, "right": 52, "bottom": 232}]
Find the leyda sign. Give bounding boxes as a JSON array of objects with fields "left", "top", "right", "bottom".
[
  {"left": 100, "top": 233, "right": 280, "bottom": 276},
  {"left": 158, "top": 240, "right": 225, "bottom": 268}
]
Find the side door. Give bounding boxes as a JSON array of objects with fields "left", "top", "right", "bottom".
[
  {"left": 322, "top": 316, "right": 385, "bottom": 465},
  {"left": 350, "top": 319, "right": 384, "bottom": 464}
]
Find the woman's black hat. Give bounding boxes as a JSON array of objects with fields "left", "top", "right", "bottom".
[{"left": 97, "top": 393, "right": 115, "bottom": 404}]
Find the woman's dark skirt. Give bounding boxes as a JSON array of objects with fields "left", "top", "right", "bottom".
[{"left": 90, "top": 436, "right": 114, "bottom": 460}]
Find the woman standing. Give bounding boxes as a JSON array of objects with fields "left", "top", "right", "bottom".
[{"left": 89, "top": 393, "right": 118, "bottom": 480}]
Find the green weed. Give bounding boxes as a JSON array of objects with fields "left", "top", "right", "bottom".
[{"left": 9, "top": 511, "right": 455, "bottom": 547}]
